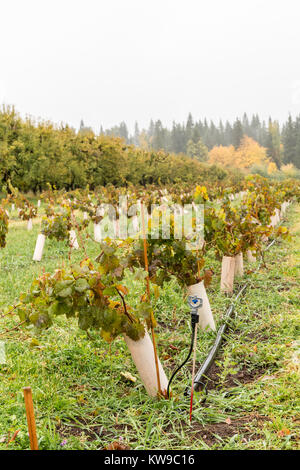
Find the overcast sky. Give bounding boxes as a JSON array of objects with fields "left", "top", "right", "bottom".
[{"left": 1, "top": 0, "right": 300, "bottom": 132}]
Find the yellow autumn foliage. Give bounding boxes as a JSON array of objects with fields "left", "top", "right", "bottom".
[
  {"left": 209, "top": 136, "right": 270, "bottom": 170},
  {"left": 208, "top": 145, "right": 236, "bottom": 167},
  {"left": 267, "top": 162, "right": 277, "bottom": 174}
]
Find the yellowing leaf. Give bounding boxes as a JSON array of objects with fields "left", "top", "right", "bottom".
[
  {"left": 117, "top": 285, "right": 128, "bottom": 296},
  {"left": 120, "top": 371, "right": 137, "bottom": 383}
]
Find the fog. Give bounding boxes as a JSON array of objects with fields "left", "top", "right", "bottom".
[{"left": 1, "top": 0, "right": 299, "bottom": 131}]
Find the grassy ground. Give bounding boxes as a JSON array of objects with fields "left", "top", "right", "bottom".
[{"left": 0, "top": 204, "right": 299, "bottom": 450}]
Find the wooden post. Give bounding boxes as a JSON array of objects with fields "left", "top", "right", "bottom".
[{"left": 23, "top": 387, "right": 38, "bottom": 450}]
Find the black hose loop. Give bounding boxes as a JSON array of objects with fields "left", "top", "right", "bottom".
[
  {"left": 167, "top": 324, "right": 196, "bottom": 398},
  {"left": 193, "top": 233, "right": 280, "bottom": 392}
]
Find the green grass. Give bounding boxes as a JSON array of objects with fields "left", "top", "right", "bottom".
[{"left": 0, "top": 205, "right": 299, "bottom": 450}]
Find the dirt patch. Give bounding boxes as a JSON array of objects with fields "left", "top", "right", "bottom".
[
  {"left": 57, "top": 417, "right": 132, "bottom": 442},
  {"left": 189, "top": 414, "right": 270, "bottom": 446},
  {"left": 227, "top": 327, "right": 270, "bottom": 343},
  {"left": 224, "top": 366, "right": 267, "bottom": 387},
  {"left": 199, "top": 362, "right": 222, "bottom": 391},
  {"left": 246, "top": 331, "right": 270, "bottom": 342},
  {"left": 57, "top": 420, "right": 107, "bottom": 442},
  {"left": 165, "top": 413, "right": 271, "bottom": 447},
  {"left": 198, "top": 361, "right": 267, "bottom": 390}
]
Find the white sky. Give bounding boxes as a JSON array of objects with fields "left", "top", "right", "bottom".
[{"left": 1, "top": 0, "right": 300, "bottom": 132}]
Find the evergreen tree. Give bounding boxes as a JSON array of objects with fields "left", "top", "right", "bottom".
[
  {"left": 232, "top": 119, "right": 244, "bottom": 149},
  {"left": 152, "top": 120, "right": 165, "bottom": 150},
  {"left": 133, "top": 122, "right": 140, "bottom": 147},
  {"left": 242, "top": 112, "right": 250, "bottom": 136},
  {"left": 266, "top": 119, "right": 282, "bottom": 168},
  {"left": 171, "top": 122, "right": 185, "bottom": 153},
  {"left": 282, "top": 115, "right": 296, "bottom": 165},
  {"left": 224, "top": 121, "right": 233, "bottom": 146},
  {"left": 185, "top": 112, "right": 194, "bottom": 146},
  {"left": 186, "top": 138, "right": 208, "bottom": 161},
  {"left": 97, "top": 112, "right": 300, "bottom": 168},
  {"left": 119, "top": 122, "right": 129, "bottom": 142},
  {"left": 78, "top": 120, "right": 93, "bottom": 135},
  {"left": 191, "top": 125, "right": 201, "bottom": 144},
  {"left": 293, "top": 116, "right": 300, "bottom": 168},
  {"left": 218, "top": 120, "right": 225, "bottom": 146},
  {"left": 148, "top": 120, "right": 155, "bottom": 138}
]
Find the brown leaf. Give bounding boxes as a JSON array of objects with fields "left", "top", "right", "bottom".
[
  {"left": 202, "top": 269, "right": 214, "bottom": 288},
  {"left": 117, "top": 284, "right": 128, "bottom": 295},
  {"left": 153, "top": 285, "right": 160, "bottom": 299},
  {"left": 105, "top": 441, "right": 130, "bottom": 450},
  {"left": 277, "top": 428, "right": 290, "bottom": 437},
  {"left": 162, "top": 354, "right": 172, "bottom": 360},
  {"left": 225, "top": 418, "right": 232, "bottom": 425}
]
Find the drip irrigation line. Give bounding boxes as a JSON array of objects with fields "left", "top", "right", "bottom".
[
  {"left": 166, "top": 234, "right": 279, "bottom": 399},
  {"left": 167, "top": 324, "right": 196, "bottom": 398},
  {"left": 193, "top": 235, "right": 278, "bottom": 392}
]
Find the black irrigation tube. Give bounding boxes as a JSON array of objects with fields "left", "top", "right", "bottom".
[{"left": 193, "top": 236, "right": 277, "bottom": 392}]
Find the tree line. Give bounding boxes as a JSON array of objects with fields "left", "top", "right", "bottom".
[
  {"left": 101, "top": 113, "right": 300, "bottom": 169},
  {"left": 0, "top": 106, "right": 239, "bottom": 193}
]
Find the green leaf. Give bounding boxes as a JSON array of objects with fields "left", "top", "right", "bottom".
[
  {"left": 57, "top": 287, "right": 73, "bottom": 298},
  {"left": 103, "top": 286, "right": 116, "bottom": 296},
  {"left": 74, "top": 278, "right": 89, "bottom": 293}
]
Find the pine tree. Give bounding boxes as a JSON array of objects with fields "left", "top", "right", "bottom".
[
  {"left": 232, "top": 119, "right": 244, "bottom": 149},
  {"left": 148, "top": 120, "right": 155, "bottom": 138},
  {"left": 119, "top": 122, "right": 129, "bottom": 142},
  {"left": 133, "top": 122, "right": 140, "bottom": 147},
  {"left": 224, "top": 121, "right": 233, "bottom": 146},
  {"left": 171, "top": 122, "right": 185, "bottom": 153},
  {"left": 218, "top": 120, "right": 225, "bottom": 146},
  {"left": 282, "top": 115, "right": 296, "bottom": 165},
  {"left": 152, "top": 120, "right": 165, "bottom": 150},
  {"left": 185, "top": 113, "right": 194, "bottom": 146},
  {"left": 242, "top": 112, "right": 250, "bottom": 136},
  {"left": 293, "top": 116, "right": 300, "bottom": 168},
  {"left": 266, "top": 119, "right": 282, "bottom": 168},
  {"left": 187, "top": 138, "right": 208, "bottom": 161}
]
